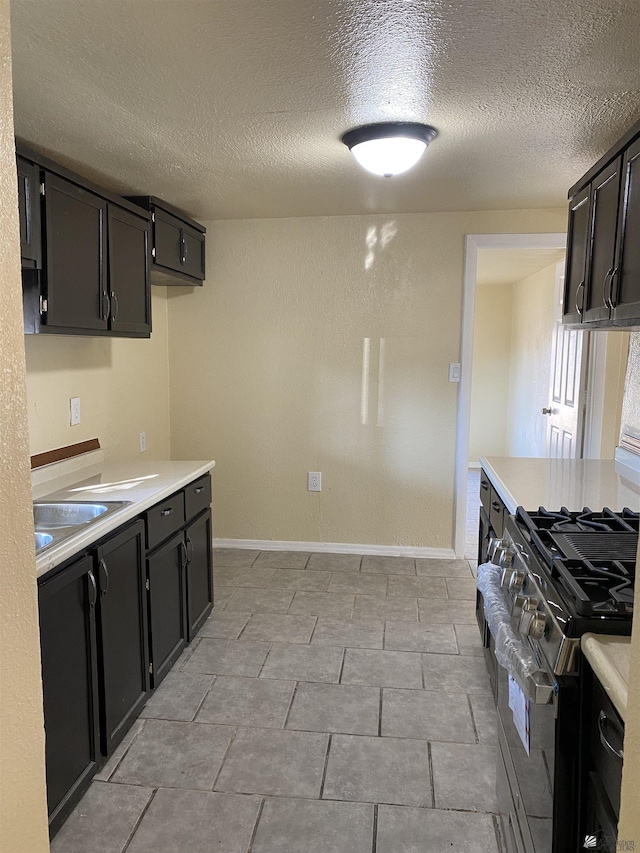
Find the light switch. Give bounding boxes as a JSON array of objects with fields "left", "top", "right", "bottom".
[{"left": 448, "top": 363, "right": 461, "bottom": 383}]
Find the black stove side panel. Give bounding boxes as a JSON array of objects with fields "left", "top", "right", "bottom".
[{"left": 553, "top": 676, "right": 581, "bottom": 853}]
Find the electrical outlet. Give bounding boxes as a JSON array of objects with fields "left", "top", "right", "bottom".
[
  {"left": 307, "top": 471, "right": 321, "bottom": 492},
  {"left": 139, "top": 431, "right": 146, "bottom": 453},
  {"left": 70, "top": 397, "right": 81, "bottom": 426}
]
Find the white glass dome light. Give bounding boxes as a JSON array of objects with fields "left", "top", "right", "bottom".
[{"left": 342, "top": 123, "right": 438, "bottom": 178}]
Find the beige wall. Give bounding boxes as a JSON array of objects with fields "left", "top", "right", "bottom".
[
  {"left": 506, "top": 262, "right": 558, "bottom": 457},
  {"left": 468, "top": 283, "right": 513, "bottom": 465},
  {"left": 25, "top": 289, "right": 171, "bottom": 461},
  {"left": 615, "top": 330, "right": 640, "bottom": 845},
  {"left": 0, "top": 0, "right": 50, "bottom": 848},
  {"left": 168, "top": 208, "right": 565, "bottom": 549}
]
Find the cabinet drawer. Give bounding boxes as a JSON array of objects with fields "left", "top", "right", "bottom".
[
  {"left": 479, "top": 470, "right": 492, "bottom": 514},
  {"left": 489, "top": 492, "right": 505, "bottom": 538},
  {"left": 146, "top": 492, "right": 186, "bottom": 552},
  {"left": 185, "top": 474, "right": 211, "bottom": 522},
  {"left": 590, "top": 679, "right": 624, "bottom": 817}
]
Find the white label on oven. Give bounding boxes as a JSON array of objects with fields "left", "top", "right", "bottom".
[{"left": 508, "top": 675, "right": 531, "bottom": 756}]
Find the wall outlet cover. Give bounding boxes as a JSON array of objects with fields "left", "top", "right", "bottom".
[
  {"left": 139, "top": 431, "right": 146, "bottom": 453},
  {"left": 307, "top": 471, "right": 321, "bottom": 492},
  {"left": 70, "top": 397, "right": 81, "bottom": 426}
]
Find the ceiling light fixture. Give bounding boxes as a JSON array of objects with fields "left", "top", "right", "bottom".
[{"left": 342, "top": 122, "right": 438, "bottom": 178}]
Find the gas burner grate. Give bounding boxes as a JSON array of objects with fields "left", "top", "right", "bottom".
[
  {"left": 551, "top": 558, "right": 635, "bottom": 616},
  {"left": 549, "top": 532, "right": 639, "bottom": 563}
]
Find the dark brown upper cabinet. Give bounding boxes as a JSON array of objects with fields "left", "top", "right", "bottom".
[
  {"left": 563, "top": 118, "right": 640, "bottom": 329},
  {"left": 17, "top": 155, "right": 42, "bottom": 269},
  {"left": 127, "top": 196, "right": 206, "bottom": 286},
  {"left": 610, "top": 136, "right": 640, "bottom": 323},
  {"left": 17, "top": 143, "right": 151, "bottom": 338}
]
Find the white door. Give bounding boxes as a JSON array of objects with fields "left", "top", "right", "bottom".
[{"left": 546, "top": 262, "right": 589, "bottom": 458}]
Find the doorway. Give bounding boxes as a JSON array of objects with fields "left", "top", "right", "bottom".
[{"left": 454, "top": 233, "right": 629, "bottom": 558}]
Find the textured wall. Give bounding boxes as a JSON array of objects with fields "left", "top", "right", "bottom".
[
  {"left": 620, "top": 331, "right": 640, "bottom": 440},
  {"left": 168, "top": 207, "right": 565, "bottom": 549},
  {"left": 0, "top": 0, "right": 50, "bottom": 847},
  {"left": 506, "top": 262, "right": 558, "bottom": 457},
  {"left": 25, "top": 289, "right": 171, "bottom": 461},
  {"left": 469, "top": 283, "right": 513, "bottom": 464}
]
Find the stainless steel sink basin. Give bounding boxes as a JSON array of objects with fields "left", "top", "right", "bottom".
[
  {"left": 34, "top": 502, "right": 111, "bottom": 527},
  {"left": 33, "top": 500, "right": 131, "bottom": 555}
]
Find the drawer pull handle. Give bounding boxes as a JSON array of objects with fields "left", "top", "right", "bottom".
[
  {"left": 194, "top": 486, "right": 204, "bottom": 494},
  {"left": 88, "top": 570, "right": 97, "bottom": 608},
  {"left": 160, "top": 508, "right": 173, "bottom": 517},
  {"left": 491, "top": 501, "right": 501, "bottom": 511},
  {"left": 598, "top": 710, "right": 624, "bottom": 760},
  {"left": 481, "top": 481, "right": 489, "bottom": 491}
]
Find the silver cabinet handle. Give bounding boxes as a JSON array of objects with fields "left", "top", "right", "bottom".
[
  {"left": 110, "top": 291, "right": 119, "bottom": 322},
  {"left": 98, "top": 558, "right": 109, "bottom": 597},
  {"left": 102, "top": 292, "right": 111, "bottom": 322},
  {"left": 88, "top": 570, "right": 98, "bottom": 608},
  {"left": 180, "top": 540, "right": 188, "bottom": 571},
  {"left": 603, "top": 268, "right": 614, "bottom": 308},
  {"left": 160, "top": 507, "right": 173, "bottom": 517},
  {"left": 609, "top": 267, "right": 619, "bottom": 308},
  {"left": 598, "top": 710, "right": 624, "bottom": 760},
  {"left": 194, "top": 486, "right": 204, "bottom": 494},
  {"left": 186, "top": 536, "right": 193, "bottom": 564},
  {"left": 575, "top": 280, "right": 585, "bottom": 314}
]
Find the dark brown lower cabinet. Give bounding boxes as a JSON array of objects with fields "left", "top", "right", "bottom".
[
  {"left": 38, "top": 554, "right": 100, "bottom": 837},
  {"left": 95, "top": 520, "right": 150, "bottom": 756},
  {"left": 147, "top": 531, "right": 188, "bottom": 688},
  {"left": 186, "top": 509, "right": 214, "bottom": 639}
]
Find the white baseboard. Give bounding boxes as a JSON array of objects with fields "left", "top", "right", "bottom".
[{"left": 213, "top": 538, "right": 456, "bottom": 560}]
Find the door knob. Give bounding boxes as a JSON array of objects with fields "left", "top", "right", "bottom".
[{"left": 541, "top": 407, "right": 553, "bottom": 415}]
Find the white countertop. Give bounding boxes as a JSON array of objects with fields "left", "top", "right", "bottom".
[
  {"left": 480, "top": 456, "right": 640, "bottom": 515},
  {"left": 34, "top": 459, "right": 215, "bottom": 579},
  {"left": 581, "top": 633, "right": 632, "bottom": 721}
]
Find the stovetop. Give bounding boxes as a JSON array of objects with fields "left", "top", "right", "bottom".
[{"left": 515, "top": 506, "right": 638, "bottom": 618}]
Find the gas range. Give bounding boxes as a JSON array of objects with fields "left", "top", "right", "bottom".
[{"left": 491, "top": 506, "right": 638, "bottom": 678}]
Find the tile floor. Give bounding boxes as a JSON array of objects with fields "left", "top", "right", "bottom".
[{"left": 52, "top": 477, "right": 499, "bottom": 853}]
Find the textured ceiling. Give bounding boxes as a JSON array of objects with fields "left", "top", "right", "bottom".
[
  {"left": 476, "top": 248, "right": 566, "bottom": 287},
  {"left": 10, "top": 0, "right": 640, "bottom": 220}
]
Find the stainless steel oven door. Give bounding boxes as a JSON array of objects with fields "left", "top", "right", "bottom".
[{"left": 496, "top": 654, "right": 555, "bottom": 853}]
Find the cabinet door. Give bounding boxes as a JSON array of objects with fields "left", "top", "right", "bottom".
[
  {"left": 153, "top": 207, "right": 205, "bottom": 284},
  {"left": 96, "top": 520, "right": 149, "bottom": 756},
  {"left": 38, "top": 554, "right": 100, "bottom": 836},
  {"left": 107, "top": 205, "right": 151, "bottom": 336},
  {"left": 147, "top": 531, "right": 188, "bottom": 687},
  {"left": 612, "top": 137, "right": 640, "bottom": 323},
  {"left": 43, "top": 171, "right": 108, "bottom": 332},
  {"left": 180, "top": 222, "right": 206, "bottom": 282},
  {"left": 562, "top": 185, "right": 591, "bottom": 324},
  {"left": 584, "top": 157, "right": 622, "bottom": 324},
  {"left": 185, "top": 509, "right": 213, "bottom": 639},
  {"left": 17, "top": 156, "right": 41, "bottom": 269}
]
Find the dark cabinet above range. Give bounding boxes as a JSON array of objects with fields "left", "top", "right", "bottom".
[
  {"left": 17, "top": 143, "right": 151, "bottom": 338},
  {"left": 126, "top": 196, "right": 206, "bottom": 286},
  {"left": 563, "top": 117, "right": 640, "bottom": 330}
]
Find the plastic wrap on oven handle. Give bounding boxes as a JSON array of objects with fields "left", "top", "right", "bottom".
[{"left": 477, "top": 561, "right": 544, "bottom": 698}]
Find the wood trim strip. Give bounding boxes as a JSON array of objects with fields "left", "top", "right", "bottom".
[{"left": 31, "top": 438, "right": 101, "bottom": 470}]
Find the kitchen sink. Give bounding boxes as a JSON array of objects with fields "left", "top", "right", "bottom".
[
  {"left": 34, "top": 502, "right": 112, "bottom": 527},
  {"left": 33, "top": 500, "right": 131, "bottom": 555}
]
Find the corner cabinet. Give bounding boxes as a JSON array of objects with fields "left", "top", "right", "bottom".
[
  {"left": 563, "top": 118, "right": 640, "bottom": 329},
  {"left": 127, "top": 195, "right": 206, "bottom": 286},
  {"left": 38, "top": 472, "right": 214, "bottom": 839},
  {"left": 17, "top": 143, "right": 151, "bottom": 338}
]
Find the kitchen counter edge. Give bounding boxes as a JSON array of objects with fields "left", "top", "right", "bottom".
[
  {"left": 35, "top": 460, "right": 215, "bottom": 580},
  {"left": 581, "top": 633, "right": 631, "bottom": 721}
]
